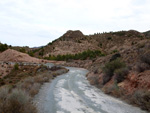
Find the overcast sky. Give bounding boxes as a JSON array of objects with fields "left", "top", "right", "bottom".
[{"left": 0, "top": 0, "right": 150, "bottom": 47}]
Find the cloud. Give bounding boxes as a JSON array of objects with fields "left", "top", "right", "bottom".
[{"left": 0, "top": 0, "right": 150, "bottom": 47}]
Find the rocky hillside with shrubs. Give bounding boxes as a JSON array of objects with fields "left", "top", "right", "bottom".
[{"left": 44, "top": 29, "right": 150, "bottom": 112}]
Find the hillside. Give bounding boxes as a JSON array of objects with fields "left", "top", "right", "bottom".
[{"left": 33, "top": 30, "right": 147, "bottom": 58}]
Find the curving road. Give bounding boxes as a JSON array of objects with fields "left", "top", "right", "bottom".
[{"left": 34, "top": 67, "right": 146, "bottom": 113}]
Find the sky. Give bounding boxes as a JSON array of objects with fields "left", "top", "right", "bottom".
[{"left": 0, "top": 0, "right": 150, "bottom": 47}]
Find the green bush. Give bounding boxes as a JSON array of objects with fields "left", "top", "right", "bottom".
[{"left": 102, "top": 59, "right": 126, "bottom": 84}]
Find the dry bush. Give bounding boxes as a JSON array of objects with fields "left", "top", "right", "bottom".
[
  {"left": 29, "top": 83, "right": 41, "bottom": 97},
  {"left": 135, "top": 52, "right": 150, "bottom": 72},
  {"left": 103, "top": 83, "right": 124, "bottom": 98},
  {"left": 140, "top": 52, "right": 150, "bottom": 65},
  {"left": 136, "top": 62, "right": 150, "bottom": 72},
  {"left": 34, "top": 75, "right": 49, "bottom": 84},
  {"left": 131, "top": 90, "right": 150, "bottom": 111},
  {"left": 17, "top": 77, "right": 34, "bottom": 92},
  {"left": 0, "top": 88, "right": 36, "bottom": 113},
  {"left": 0, "top": 86, "right": 10, "bottom": 112},
  {"left": 17, "top": 74, "right": 51, "bottom": 97}
]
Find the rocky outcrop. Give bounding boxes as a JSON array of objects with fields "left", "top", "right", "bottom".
[{"left": 60, "top": 30, "right": 84, "bottom": 41}]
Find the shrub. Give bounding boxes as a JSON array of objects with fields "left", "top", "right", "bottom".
[
  {"left": 110, "top": 53, "right": 121, "bottom": 62},
  {"left": 39, "top": 48, "right": 44, "bottom": 56},
  {"left": 28, "top": 51, "right": 34, "bottom": 57},
  {"left": 114, "top": 67, "right": 129, "bottom": 83},
  {"left": 102, "top": 59, "right": 126, "bottom": 84},
  {"left": 0, "top": 86, "right": 9, "bottom": 101},
  {"left": 29, "top": 83, "right": 41, "bottom": 97},
  {"left": 103, "top": 83, "right": 124, "bottom": 97},
  {"left": 140, "top": 52, "right": 150, "bottom": 65},
  {"left": 131, "top": 90, "right": 150, "bottom": 111},
  {"left": 14, "top": 63, "right": 19, "bottom": 70},
  {"left": 136, "top": 52, "right": 150, "bottom": 72},
  {"left": 34, "top": 75, "right": 49, "bottom": 84},
  {"left": 107, "top": 37, "right": 112, "bottom": 40},
  {"left": 111, "top": 50, "right": 118, "bottom": 54},
  {"left": 6, "top": 89, "right": 36, "bottom": 113},
  {"left": 0, "top": 43, "right": 8, "bottom": 52},
  {"left": 136, "top": 62, "right": 150, "bottom": 72},
  {"left": 0, "top": 86, "right": 10, "bottom": 113},
  {"left": 19, "top": 48, "right": 26, "bottom": 53}
]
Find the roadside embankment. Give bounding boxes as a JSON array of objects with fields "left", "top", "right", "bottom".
[{"left": 0, "top": 63, "right": 69, "bottom": 113}]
